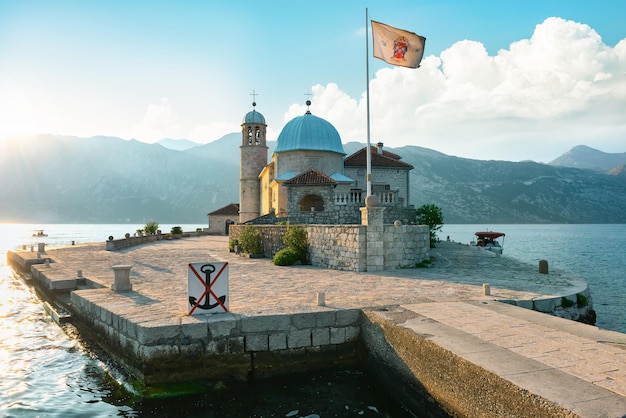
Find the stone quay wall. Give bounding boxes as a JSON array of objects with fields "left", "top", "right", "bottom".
[
  {"left": 105, "top": 234, "right": 158, "bottom": 251},
  {"left": 229, "top": 222, "right": 430, "bottom": 272},
  {"left": 105, "top": 231, "right": 207, "bottom": 251},
  {"left": 68, "top": 292, "right": 362, "bottom": 384}
]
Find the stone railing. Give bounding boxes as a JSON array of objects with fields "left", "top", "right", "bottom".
[{"left": 334, "top": 190, "right": 399, "bottom": 205}]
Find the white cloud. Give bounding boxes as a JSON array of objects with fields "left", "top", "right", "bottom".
[{"left": 300, "top": 17, "right": 626, "bottom": 162}]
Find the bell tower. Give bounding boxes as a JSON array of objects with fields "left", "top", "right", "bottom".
[{"left": 239, "top": 99, "right": 268, "bottom": 223}]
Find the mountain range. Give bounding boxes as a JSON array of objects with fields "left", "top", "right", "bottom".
[{"left": 0, "top": 134, "right": 624, "bottom": 224}]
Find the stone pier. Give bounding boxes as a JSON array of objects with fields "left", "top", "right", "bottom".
[{"left": 6, "top": 237, "right": 625, "bottom": 417}]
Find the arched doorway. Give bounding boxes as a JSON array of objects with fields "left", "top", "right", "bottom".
[
  {"left": 301, "top": 195, "right": 324, "bottom": 212},
  {"left": 225, "top": 219, "right": 235, "bottom": 235}
]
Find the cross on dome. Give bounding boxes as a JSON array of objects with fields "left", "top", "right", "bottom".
[{"left": 251, "top": 89, "right": 259, "bottom": 108}]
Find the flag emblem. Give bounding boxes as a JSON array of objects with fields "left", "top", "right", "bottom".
[{"left": 371, "top": 20, "right": 426, "bottom": 68}]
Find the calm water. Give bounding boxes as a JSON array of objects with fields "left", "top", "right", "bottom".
[
  {"left": 0, "top": 224, "right": 419, "bottom": 417},
  {"left": 1, "top": 223, "right": 624, "bottom": 417},
  {"left": 441, "top": 224, "right": 626, "bottom": 333}
]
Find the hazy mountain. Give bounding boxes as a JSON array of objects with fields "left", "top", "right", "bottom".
[
  {"left": 157, "top": 138, "right": 200, "bottom": 151},
  {"left": 0, "top": 135, "right": 624, "bottom": 224},
  {"left": 549, "top": 145, "right": 626, "bottom": 173},
  {"left": 396, "top": 145, "right": 626, "bottom": 223}
]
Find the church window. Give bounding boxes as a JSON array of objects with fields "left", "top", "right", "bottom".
[
  {"left": 255, "top": 127, "right": 261, "bottom": 145},
  {"left": 301, "top": 195, "right": 324, "bottom": 212},
  {"left": 247, "top": 128, "right": 253, "bottom": 145}
]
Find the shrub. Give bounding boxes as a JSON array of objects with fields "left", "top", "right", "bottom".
[
  {"left": 416, "top": 204, "right": 444, "bottom": 248},
  {"left": 171, "top": 226, "right": 183, "bottom": 235},
  {"left": 561, "top": 297, "right": 575, "bottom": 308},
  {"left": 239, "top": 226, "right": 263, "bottom": 255},
  {"left": 273, "top": 248, "right": 300, "bottom": 266},
  {"left": 228, "top": 239, "right": 239, "bottom": 251},
  {"left": 282, "top": 226, "right": 307, "bottom": 264},
  {"left": 144, "top": 221, "right": 159, "bottom": 234},
  {"left": 576, "top": 293, "right": 589, "bottom": 308},
  {"left": 416, "top": 259, "right": 432, "bottom": 268}
]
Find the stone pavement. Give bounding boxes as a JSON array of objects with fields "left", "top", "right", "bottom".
[
  {"left": 41, "top": 236, "right": 586, "bottom": 317},
  {"left": 35, "top": 236, "right": 626, "bottom": 416}
]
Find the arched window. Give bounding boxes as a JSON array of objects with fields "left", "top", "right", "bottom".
[
  {"left": 301, "top": 195, "right": 324, "bottom": 212},
  {"left": 255, "top": 127, "right": 261, "bottom": 145}
]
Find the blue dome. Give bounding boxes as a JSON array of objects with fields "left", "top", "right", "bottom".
[
  {"left": 243, "top": 110, "right": 266, "bottom": 124},
  {"left": 275, "top": 112, "right": 345, "bottom": 155}
]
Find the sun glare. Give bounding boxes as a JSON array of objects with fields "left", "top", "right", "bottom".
[{"left": 0, "top": 224, "right": 31, "bottom": 253}]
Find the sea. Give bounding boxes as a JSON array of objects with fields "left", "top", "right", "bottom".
[{"left": 0, "top": 223, "right": 624, "bottom": 417}]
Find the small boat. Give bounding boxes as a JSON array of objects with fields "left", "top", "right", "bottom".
[
  {"left": 473, "top": 231, "right": 505, "bottom": 254},
  {"left": 33, "top": 229, "right": 48, "bottom": 237}
]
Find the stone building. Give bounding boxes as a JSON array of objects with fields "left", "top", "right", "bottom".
[
  {"left": 239, "top": 101, "right": 415, "bottom": 225},
  {"left": 206, "top": 203, "right": 239, "bottom": 235}
]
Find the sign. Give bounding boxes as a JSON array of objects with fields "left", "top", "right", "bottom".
[{"left": 188, "top": 262, "right": 229, "bottom": 315}]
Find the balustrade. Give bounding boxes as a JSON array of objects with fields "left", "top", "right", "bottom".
[{"left": 334, "top": 190, "right": 398, "bottom": 205}]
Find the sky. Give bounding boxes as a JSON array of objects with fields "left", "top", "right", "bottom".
[{"left": 1, "top": 0, "right": 625, "bottom": 162}]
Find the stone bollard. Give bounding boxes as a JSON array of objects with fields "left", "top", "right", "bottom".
[
  {"left": 539, "top": 260, "right": 549, "bottom": 274},
  {"left": 112, "top": 265, "right": 133, "bottom": 292},
  {"left": 77, "top": 270, "right": 83, "bottom": 278},
  {"left": 317, "top": 292, "right": 326, "bottom": 306},
  {"left": 45, "top": 258, "right": 50, "bottom": 268},
  {"left": 22, "top": 244, "right": 27, "bottom": 250},
  {"left": 37, "top": 242, "right": 45, "bottom": 253},
  {"left": 483, "top": 283, "right": 490, "bottom": 296}
]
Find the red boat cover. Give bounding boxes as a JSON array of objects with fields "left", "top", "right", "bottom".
[{"left": 474, "top": 232, "right": 505, "bottom": 239}]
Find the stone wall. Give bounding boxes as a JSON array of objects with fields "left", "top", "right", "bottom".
[
  {"left": 382, "top": 224, "right": 430, "bottom": 270},
  {"left": 230, "top": 220, "right": 430, "bottom": 272},
  {"left": 105, "top": 231, "right": 204, "bottom": 251},
  {"left": 68, "top": 292, "right": 362, "bottom": 384},
  {"left": 281, "top": 194, "right": 415, "bottom": 226},
  {"left": 105, "top": 234, "right": 158, "bottom": 251},
  {"left": 307, "top": 225, "right": 368, "bottom": 271},
  {"left": 206, "top": 214, "right": 236, "bottom": 235}
]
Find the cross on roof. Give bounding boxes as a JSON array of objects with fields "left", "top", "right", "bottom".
[{"left": 250, "top": 89, "right": 258, "bottom": 107}]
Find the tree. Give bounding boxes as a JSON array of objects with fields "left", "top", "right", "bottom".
[
  {"left": 144, "top": 221, "right": 159, "bottom": 234},
  {"left": 416, "top": 204, "right": 444, "bottom": 248}
]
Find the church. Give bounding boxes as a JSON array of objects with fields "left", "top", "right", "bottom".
[{"left": 207, "top": 100, "right": 416, "bottom": 233}]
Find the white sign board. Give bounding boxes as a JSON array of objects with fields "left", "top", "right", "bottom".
[{"left": 188, "top": 262, "right": 229, "bottom": 315}]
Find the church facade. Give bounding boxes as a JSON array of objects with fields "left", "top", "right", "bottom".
[{"left": 239, "top": 101, "right": 415, "bottom": 226}]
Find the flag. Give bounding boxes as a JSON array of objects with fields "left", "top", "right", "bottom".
[{"left": 371, "top": 20, "right": 426, "bottom": 68}]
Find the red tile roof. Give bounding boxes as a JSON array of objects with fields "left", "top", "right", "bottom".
[
  {"left": 208, "top": 203, "right": 239, "bottom": 216},
  {"left": 284, "top": 168, "right": 337, "bottom": 185},
  {"left": 344, "top": 147, "right": 414, "bottom": 169}
]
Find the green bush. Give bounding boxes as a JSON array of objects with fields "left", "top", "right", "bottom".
[
  {"left": 561, "top": 297, "right": 575, "bottom": 308},
  {"left": 171, "top": 226, "right": 183, "bottom": 235},
  {"left": 228, "top": 239, "right": 239, "bottom": 251},
  {"left": 576, "top": 293, "right": 589, "bottom": 308},
  {"left": 239, "top": 226, "right": 263, "bottom": 255},
  {"left": 273, "top": 248, "right": 300, "bottom": 266},
  {"left": 416, "top": 259, "right": 432, "bottom": 268},
  {"left": 415, "top": 204, "right": 444, "bottom": 248},
  {"left": 282, "top": 226, "right": 307, "bottom": 264},
  {"left": 144, "top": 221, "right": 159, "bottom": 234}
]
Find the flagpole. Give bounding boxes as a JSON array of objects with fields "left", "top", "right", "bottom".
[{"left": 365, "top": 8, "right": 372, "bottom": 198}]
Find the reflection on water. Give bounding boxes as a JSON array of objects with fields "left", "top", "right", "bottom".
[{"left": 0, "top": 266, "right": 124, "bottom": 417}]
